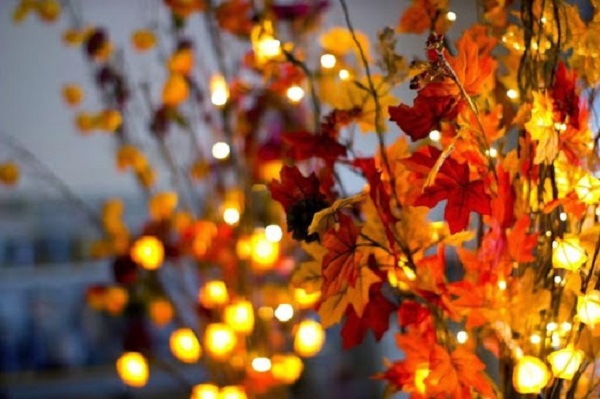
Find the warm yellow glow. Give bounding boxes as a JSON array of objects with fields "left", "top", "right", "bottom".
[
  {"left": 547, "top": 346, "right": 584, "bottom": 380},
  {"left": 559, "top": 212, "right": 567, "bottom": 222},
  {"left": 170, "top": 328, "right": 201, "bottom": 363},
  {"left": 236, "top": 236, "right": 252, "bottom": 259},
  {"left": 191, "top": 384, "right": 219, "bottom": 399},
  {"left": 293, "top": 288, "right": 321, "bottom": 309},
  {"left": 265, "top": 224, "right": 283, "bottom": 242},
  {"left": 456, "top": 331, "right": 468, "bottom": 344},
  {"left": 414, "top": 364, "right": 430, "bottom": 395},
  {"left": 251, "top": 20, "right": 281, "bottom": 64},
  {"left": 294, "top": 320, "right": 325, "bottom": 357},
  {"left": 530, "top": 334, "right": 542, "bottom": 345},
  {"left": 274, "top": 303, "right": 294, "bottom": 322},
  {"left": 498, "top": 280, "right": 507, "bottom": 291},
  {"left": 561, "top": 322, "right": 572, "bottom": 332},
  {"left": 250, "top": 230, "right": 279, "bottom": 269},
  {"left": 577, "top": 290, "right": 600, "bottom": 326},
  {"left": 224, "top": 300, "right": 255, "bottom": 335},
  {"left": 251, "top": 356, "right": 272, "bottom": 372},
  {"left": 258, "top": 159, "right": 283, "bottom": 182},
  {"left": 286, "top": 85, "right": 305, "bottom": 103},
  {"left": 488, "top": 147, "right": 498, "bottom": 158},
  {"left": 271, "top": 354, "right": 304, "bottom": 384},
  {"left": 320, "top": 53, "right": 336, "bottom": 69},
  {"left": 446, "top": 11, "right": 457, "bottom": 21},
  {"left": 546, "top": 322, "right": 558, "bottom": 332},
  {"left": 223, "top": 207, "right": 240, "bottom": 225},
  {"left": 428, "top": 129, "right": 441, "bottom": 142},
  {"left": 204, "top": 323, "right": 237, "bottom": 360},
  {"left": 148, "top": 298, "right": 174, "bottom": 327},
  {"left": 131, "top": 236, "right": 164, "bottom": 270},
  {"left": 211, "top": 142, "right": 231, "bottom": 160},
  {"left": 552, "top": 235, "right": 587, "bottom": 272},
  {"left": 199, "top": 280, "right": 229, "bottom": 308},
  {"left": 258, "top": 306, "right": 274, "bottom": 320},
  {"left": 339, "top": 69, "right": 350, "bottom": 80},
  {"left": 507, "top": 89, "right": 518, "bottom": 99},
  {"left": 116, "top": 352, "right": 149, "bottom": 388},
  {"left": 219, "top": 386, "right": 247, "bottom": 399},
  {"left": 512, "top": 356, "right": 551, "bottom": 394},
  {"left": 210, "top": 75, "right": 229, "bottom": 107}
]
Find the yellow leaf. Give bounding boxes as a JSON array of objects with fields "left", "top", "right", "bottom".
[
  {"left": 131, "top": 29, "right": 156, "bottom": 52},
  {"left": 0, "top": 162, "right": 20, "bottom": 186},
  {"left": 320, "top": 27, "right": 371, "bottom": 61},
  {"left": 162, "top": 74, "right": 189, "bottom": 106},
  {"left": 318, "top": 290, "right": 349, "bottom": 328},
  {"left": 291, "top": 242, "right": 326, "bottom": 294},
  {"left": 347, "top": 266, "right": 380, "bottom": 316}
]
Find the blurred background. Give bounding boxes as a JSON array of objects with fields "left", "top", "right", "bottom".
[{"left": 0, "top": 1, "right": 477, "bottom": 398}]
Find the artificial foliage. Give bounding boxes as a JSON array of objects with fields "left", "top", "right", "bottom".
[{"left": 6, "top": 0, "right": 600, "bottom": 398}]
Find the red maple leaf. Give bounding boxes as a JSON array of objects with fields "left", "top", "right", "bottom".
[
  {"left": 389, "top": 92, "right": 459, "bottom": 141},
  {"left": 410, "top": 147, "right": 491, "bottom": 233},
  {"left": 321, "top": 215, "right": 362, "bottom": 297},
  {"left": 341, "top": 282, "right": 395, "bottom": 349},
  {"left": 269, "top": 165, "right": 324, "bottom": 211},
  {"left": 283, "top": 130, "right": 346, "bottom": 163}
]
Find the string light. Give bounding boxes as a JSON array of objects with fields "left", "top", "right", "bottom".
[
  {"left": 513, "top": 356, "right": 551, "bottom": 394},
  {"left": 131, "top": 236, "right": 164, "bottom": 270},
  {"left": 224, "top": 300, "right": 255, "bottom": 335},
  {"left": 204, "top": 323, "right": 237, "bottom": 360},
  {"left": 286, "top": 85, "right": 305, "bottom": 103},
  {"left": 428, "top": 129, "right": 441, "bottom": 142},
  {"left": 265, "top": 224, "right": 283, "bottom": 242},
  {"left": 456, "top": 330, "right": 468, "bottom": 344},
  {"left": 274, "top": 303, "right": 294, "bottom": 322},
  {"left": 116, "top": 352, "right": 149, "bottom": 388},
  {"left": 507, "top": 89, "right": 518, "bottom": 99},
  {"left": 446, "top": 11, "right": 457, "bottom": 21},
  {"left": 320, "top": 53, "right": 336, "bottom": 69},
  {"left": 271, "top": 354, "right": 303, "bottom": 384},
  {"left": 339, "top": 69, "right": 350, "bottom": 80},
  {"left": 498, "top": 280, "right": 507, "bottom": 291},
  {"left": 548, "top": 346, "right": 584, "bottom": 380},
  {"left": 210, "top": 74, "right": 229, "bottom": 107},
  {"left": 294, "top": 320, "right": 325, "bottom": 357},
  {"left": 211, "top": 142, "right": 230, "bottom": 160},
  {"left": 220, "top": 386, "right": 247, "bottom": 399},
  {"left": 251, "top": 357, "right": 272, "bottom": 372},
  {"left": 559, "top": 212, "right": 567, "bottom": 221},
  {"left": 170, "top": 328, "right": 202, "bottom": 363},
  {"left": 223, "top": 207, "right": 240, "bottom": 225},
  {"left": 530, "top": 333, "right": 542, "bottom": 345},
  {"left": 199, "top": 280, "right": 229, "bottom": 308},
  {"left": 577, "top": 290, "right": 600, "bottom": 326},
  {"left": 191, "top": 384, "right": 220, "bottom": 399}
]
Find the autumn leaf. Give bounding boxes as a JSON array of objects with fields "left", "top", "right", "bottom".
[
  {"left": 341, "top": 282, "right": 395, "bottom": 349},
  {"left": 409, "top": 147, "right": 491, "bottom": 233},
  {"left": 426, "top": 345, "right": 495, "bottom": 398},
  {"left": 282, "top": 130, "right": 347, "bottom": 163},
  {"left": 308, "top": 193, "right": 366, "bottom": 237},
  {"left": 507, "top": 216, "right": 537, "bottom": 263},
  {"left": 291, "top": 242, "right": 326, "bottom": 294},
  {"left": 448, "top": 30, "right": 496, "bottom": 96},
  {"left": 389, "top": 92, "right": 459, "bottom": 141}
]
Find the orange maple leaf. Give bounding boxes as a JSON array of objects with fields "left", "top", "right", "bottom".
[
  {"left": 448, "top": 31, "right": 496, "bottom": 96},
  {"left": 426, "top": 345, "right": 495, "bottom": 398}
]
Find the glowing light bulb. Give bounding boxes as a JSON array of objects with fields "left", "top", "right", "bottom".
[
  {"left": 251, "top": 356, "right": 272, "bottom": 372},
  {"left": 507, "top": 89, "right": 518, "bottom": 99},
  {"left": 265, "top": 224, "right": 283, "bottom": 242},
  {"left": 204, "top": 323, "right": 237, "bottom": 360},
  {"left": 224, "top": 300, "right": 255, "bottom": 335},
  {"left": 191, "top": 384, "right": 219, "bottom": 399},
  {"left": 286, "top": 85, "right": 305, "bottom": 103},
  {"left": 131, "top": 236, "right": 164, "bottom": 270},
  {"left": 530, "top": 334, "right": 542, "bottom": 345},
  {"left": 428, "top": 129, "right": 441, "bottom": 142},
  {"left": 320, "top": 53, "right": 337, "bottom": 69},
  {"left": 170, "top": 328, "right": 202, "bottom": 363},
  {"left": 546, "top": 322, "right": 558, "bottom": 332},
  {"left": 211, "top": 142, "right": 230, "bottom": 160},
  {"left": 250, "top": 230, "right": 279, "bottom": 270},
  {"left": 577, "top": 290, "right": 600, "bottom": 326},
  {"left": 547, "top": 345, "right": 584, "bottom": 380},
  {"left": 456, "top": 330, "right": 468, "bottom": 344},
  {"left": 210, "top": 74, "right": 229, "bottom": 107},
  {"left": 274, "top": 303, "right": 294, "bottom": 322},
  {"left": 552, "top": 235, "right": 587, "bottom": 272},
  {"left": 488, "top": 147, "right": 498, "bottom": 158},
  {"left": 414, "top": 364, "right": 430, "bottom": 394},
  {"left": 446, "top": 11, "right": 457, "bottom": 21},
  {"left": 294, "top": 320, "right": 325, "bottom": 357},
  {"left": 339, "top": 69, "right": 350, "bottom": 80},
  {"left": 258, "top": 306, "right": 274, "bottom": 320},
  {"left": 199, "top": 280, "right": 229, "bottom": 308},
  {"left": 498, "top": 280, "right": 507, "bottom": 291},
  {"left": 116, "top": 352, "right": 149, "bottom": 388},
  {"left": 271, "top": 354, "right": 304, "bottom": 384},
  {"left": 223, "top": 208, "right": 240, "bottom": 225},
  {"left": 219, "top": 386, "right": 247, "bottom": 399},
  {"left": 251, "top": 20, "right": 281, "bottom": 64},
  {"left": 559, "top": 212, "right": 567, "bottom": 221},
  {"left": 512, "top": 356, "right": 550, "bottom": 394}
]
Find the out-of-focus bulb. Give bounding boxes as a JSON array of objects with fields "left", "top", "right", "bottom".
[
  {"left": 116, "top": 352, "right": 149, "bottom": 388},
  {"left": 212, "top": 142, "right": 230, "bottom": 160},
  {"left": 429, "top": 129, "right": 441, "bottom": 142},
  {"left": 286, "top": 85, "right": 305, "bottom": 103},
  {"left": 320, "top": 53, "right": 336, "bottom": 69},
  {"left": 507, "top": 89, "right": 518, "bottom": 99},
  {"left": 456, "top": 330, "right": 468, "bottom": 344},
  {"left": 210, "top": 74, "right": 229, "bottom": 107},
  {"left": 339, "top": 69, "right": 350, "bottom": 80},
  {"left": 446, "top": 11, "right": 457, "bottom": 21},
  {"left": 265, "top": 224, "right": 283, "bottom": 242},
  {"left": 251, "top": 356, "right": 272, "bottom": 372},
  {"left": 223, "top": 208, "right": 240, "bottom": 225},
  {"left": 274, "top": 303, "right": 294, "bottom": 322}
]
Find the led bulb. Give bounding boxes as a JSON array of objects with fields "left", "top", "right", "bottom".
[
  {"left": 320, "top": 54, "right": 336, "bottom": 69},
  {"left": 212, "top": 142, "right": 230, "bottom": 160},
  {"left": 286, "top": 85, "right": 305, "bottom": 103}
]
